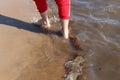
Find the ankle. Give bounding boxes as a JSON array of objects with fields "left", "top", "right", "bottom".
[
  {"left": 63, "top": 28, "right": 69, "bottom": 39},
  {"left": 42, "top": 18, "right": 51, "bottom": 28}
]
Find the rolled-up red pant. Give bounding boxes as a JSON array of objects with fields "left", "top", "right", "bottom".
[{"left": 34, "top": 0, "right": 70, "bottom": 19}]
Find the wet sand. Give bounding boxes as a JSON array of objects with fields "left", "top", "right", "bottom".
[{"left": 0, "top": 0, "right": 75, "bottom": 80}]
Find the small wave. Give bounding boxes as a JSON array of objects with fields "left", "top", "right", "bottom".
[
  {"left": 89, "top": 14, "right": 120, "bottom": 25},
  {"left": 73, "top": 13, "right": 120, "bottom": 26},
  {"left": 77, "top": 0, "right": 120, "bottom": 10},
  {"left": 99, "top": 32, "right": 120, "bottom": 48},
  {"left": 105, "top": 4, "right": 120, "bottom": 9}
]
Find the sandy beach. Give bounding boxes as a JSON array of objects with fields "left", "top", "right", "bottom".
[
  {"left": 1, "top": 0, "right": 120, "bottom": 80},
  {"left": 0, "top": 0, "right": 74, "bottom": 80}
]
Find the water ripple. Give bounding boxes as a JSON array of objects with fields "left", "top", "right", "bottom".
[{"left": 89, "top": 14, "right": 120, "bottom": 25}]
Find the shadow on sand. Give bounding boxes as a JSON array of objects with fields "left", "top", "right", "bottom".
[{"left": 0, "top": 14, "right": 62, "bottom": 36}]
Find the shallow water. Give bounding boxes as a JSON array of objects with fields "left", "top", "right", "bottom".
[{"left": 69, "top": 0, "right": 120, "bottom": 80}]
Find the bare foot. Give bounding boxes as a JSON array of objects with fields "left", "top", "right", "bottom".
[{"left": 34, "top": 19, "right": 51, "bottom": 28}]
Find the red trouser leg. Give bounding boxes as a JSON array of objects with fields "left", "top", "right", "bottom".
[
  {"left": 34, "top": 0, "right": 47, "bottom": 13},
  {"left": 55, "top": 0, "right": 70, "bottom": 19},
  {"left": 34, "top": 0, "right": 70, "bottom": 19}
]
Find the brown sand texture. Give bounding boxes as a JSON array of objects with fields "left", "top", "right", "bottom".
[{"left": 0, "top": 0, "right": 74, "bottom": 80}]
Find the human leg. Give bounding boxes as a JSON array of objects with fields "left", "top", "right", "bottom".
[
  {"left": 55, "top": 0, "right": 70, "bottom": 39},
  {"left": 34, "top": 0, "right": 50, "bottom": 28}
]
